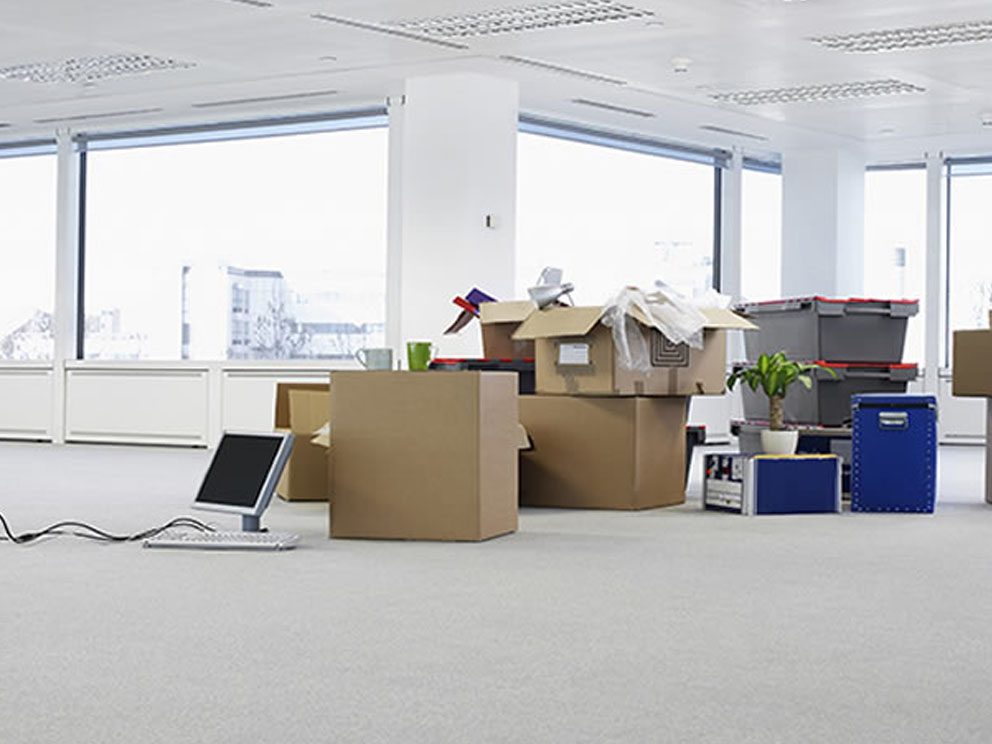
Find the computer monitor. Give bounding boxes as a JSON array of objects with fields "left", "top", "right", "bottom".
[{"left": 192, "top": 432, "right": 294, "bottom": 532}]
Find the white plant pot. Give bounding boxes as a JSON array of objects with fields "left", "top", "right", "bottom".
[{"left": 760, "top": 429, "right": 799, "bottom": 455}]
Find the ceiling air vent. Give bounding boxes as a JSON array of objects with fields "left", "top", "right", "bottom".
[
  {"left": 34, "top": 107, "right": 164, "bottom": 124},
  {"left": 192, "top": 90, "right": 339, "bottom": 108},
  {"left": 390, "top": 0, "right": 653, "bottom": 37},
  {"left": 811, "top": 19, "right": 992, "bottom": 53},
  {"left": 499, "top": 55, "right": 627, "bottom": 85},
  {"left": 699, "top": 124, "right": 768, "bottom": 141},
  {"left": 571, "top": 98, "right": 654, "bottom": 117},
  {"left": 0, "top": 54, "right": 194, "bottom": 84},
  {"left": 710, "top": 79, "right": 925, "bottom": 106},
  {"left": 311, "top": 14, "right": 469, "bottom": 50}
]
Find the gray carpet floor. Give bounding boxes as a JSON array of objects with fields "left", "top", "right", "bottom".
[{"left": 1, "top": 441, "right": 990, "bottom": 744}]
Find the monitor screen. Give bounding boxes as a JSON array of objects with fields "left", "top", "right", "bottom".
[{"left": 194, "top": 433, "right": 289, "bottom": 510}]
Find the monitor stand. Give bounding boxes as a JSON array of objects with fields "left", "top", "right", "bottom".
[{"left": 241, "top": 515, "right": 261, "bottom": 533}]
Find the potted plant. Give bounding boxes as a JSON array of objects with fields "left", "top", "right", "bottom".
[{"left": 727, "top": 352, "right": 835, "bottom": 454}]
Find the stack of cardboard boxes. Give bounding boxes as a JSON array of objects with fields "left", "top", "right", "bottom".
[
  {"left": 504, "top": 302, "right": 755, "bottom": 510},
  {"left": 269, "top": 298, "right": 754, "bottom": 540}
]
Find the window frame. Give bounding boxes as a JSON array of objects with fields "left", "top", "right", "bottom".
[
  {"left": 516, "top": 114, "right": 728, "bottom": 294},
  {"left": 75, "top": 108, "right": 388, "bottom": 361}
]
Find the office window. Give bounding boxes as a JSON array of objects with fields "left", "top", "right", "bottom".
[
  {"left": 740, "top": 167, "right": 782, "bottom": 302},
  {"left": 947, "top": 161, "right": 992, "bottom": 364},
  {"left": 0, "top": 151, "right": 57, "bottom": 361},
  {"left": 83, "top": 122, "right": 387, "bottom": 360},
  {"left": 516, "top": 131, "right": 715, "bottom": 304},
  {"left": 864, "top": 167, "right": 926, "bottom": 364}
]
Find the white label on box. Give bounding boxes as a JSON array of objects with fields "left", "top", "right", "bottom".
[{"left": 558, "top": 342, "right": 590, "bottom": 366}]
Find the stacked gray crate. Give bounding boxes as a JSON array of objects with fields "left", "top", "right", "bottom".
[{"left": 734, "top": 297, "right": 919, "bottom": 427}]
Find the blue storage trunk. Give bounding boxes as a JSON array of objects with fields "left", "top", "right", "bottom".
[{"left": 851, "top": 393, "right": 937, "bottom": 513}]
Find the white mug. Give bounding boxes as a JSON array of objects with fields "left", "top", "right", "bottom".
[{"left": 356, "top": 347, "right": 393, "bottom": 371}]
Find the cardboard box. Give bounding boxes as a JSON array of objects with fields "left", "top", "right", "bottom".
[
  {"left": 329, "top": 371, "right": 519, "bottom": 541},
  {"left": 952, "top": 312, "right": 992, "bottom": 397},
  {"left": 519, "top": 395, "right": 687, "bottom": 510},
  {"left": 479, "top": 300, "right": 536, "bottom": 359},
  {"left": 512, "top": 305, "right": 755, "bottom": 396},
  {"left": 274, "top": 383, "right": 331, "bottom": 502}
]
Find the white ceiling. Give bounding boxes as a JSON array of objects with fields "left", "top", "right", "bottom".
[{"left": 2, "top": 0, "right": 992, "bottom": 160}]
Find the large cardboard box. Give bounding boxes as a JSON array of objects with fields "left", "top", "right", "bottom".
[
  {"left": 274, "top": 383, "right": 331, "bottom": 502},
  {"left": 479, "top": 300, "right": 536, "bottom": 359},
  {"left": 512, "top": 305, "right": 754, "bottom": 396},
  {"left": 519, "top": 395, "right": 687, "bottom": 510},
  {"left": 952, "top": 312, "right": 992, "bottom": 396},
  {"left": 329, "top": 371, "right": 519, "bottom": 541}
]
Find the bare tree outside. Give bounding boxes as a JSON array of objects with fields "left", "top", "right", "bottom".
[{"left": 249, "top": 298, "right": 311, "bottom": 359}]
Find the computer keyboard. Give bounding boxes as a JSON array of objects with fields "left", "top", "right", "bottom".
[{"left": 143, "top": 530, "right": 300, "bottom": 551}]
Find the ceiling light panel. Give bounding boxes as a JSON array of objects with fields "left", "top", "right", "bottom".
[
  {"left": 499, "top": 55, "right": 627, "bottom": 85},
  {"left": 0, "top": 54, "right": 194, "bottom": 85},
  {"left": 571, "top": 98, "right": 654, "bottom": 117},
  {"left": 711, "top": 79, "right": 925, "bottom": 106},
  {"left": 390, "top": 1, "right": 653, "bottom": 38},
  {"left": 811, "top": 20, "right": 992, "bottom": 53}
]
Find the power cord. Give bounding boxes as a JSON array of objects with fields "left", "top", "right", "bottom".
[{"left": 0, "top": 511, "right": 216, "bottom": 545}]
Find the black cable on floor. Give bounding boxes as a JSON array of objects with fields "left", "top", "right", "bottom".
[{"left": 0, "top": 512, "right": 215, "bottom": 545}]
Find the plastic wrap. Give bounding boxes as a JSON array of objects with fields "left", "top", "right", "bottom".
[{"left": 602, "top": 285, "right": 722, "bottom": 372}]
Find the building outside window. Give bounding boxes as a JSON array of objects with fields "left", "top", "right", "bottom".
[
  {"left": 515, "top": 129, "right": 716, "bottom": 304},
  {"left": 82, "top": 120, "right": 387, "bottom": 361},
  {"left": 0, "top": 150, "right": 57, "bottom": 360}
]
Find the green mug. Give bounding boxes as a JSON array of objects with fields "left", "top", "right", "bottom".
[{"left": 406, "top": 340, "right": 435, "bottom": 371}]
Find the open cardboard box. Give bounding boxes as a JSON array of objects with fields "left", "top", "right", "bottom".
[
  {"left": 273, "top": 383, "right": 331, "bottom": 502},
  {"left": 512, "top": 305, "right": 755, "bottom": 396},
  {"left": 479, "top": 300, "right": 536, "bottom": 359}
]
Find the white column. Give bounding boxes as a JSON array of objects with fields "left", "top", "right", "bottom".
[
  {"left": 923, "top": 151, "right": 944, "bottom": 395},
  {"left": 51, "top": 129, "right": 80, "bottom": 443},
  {"left": 387, "top": 73, "right": 519, "bottom": 359},
  {"left": 720, "top": 149, "right": 743, "bottom": 302},
  {"left": 781, "top": 148, "right": 866, "bottom": 297}
]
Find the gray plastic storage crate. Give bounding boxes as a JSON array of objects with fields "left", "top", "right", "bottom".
[
  {"left": 736, "top": 297, "right": 918, "bottom": 363},
  {"left": 736, "top": 362, "right": 918, "bottom": 427}
]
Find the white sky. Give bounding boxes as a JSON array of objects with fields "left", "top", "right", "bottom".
[
  {"left": 515, "top": 133, "right": 715, "bottom": 304},
  {"left": 0, "top": 154, "right": 56, "bottom": 336},
  {"left": 84, "top": 127, "right": 389, "bottom": 357}
]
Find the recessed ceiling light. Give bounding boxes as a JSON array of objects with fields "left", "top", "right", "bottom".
[
  {"left": 311, "top": 14, "right": 469, "bottom": 50},
  {"left": 499, "top": 55, "right": 627, "bottom": 85},
  {"left": 571, "top": 98, "right": 654, "bottom": 117},
  {"left": 0, "top": 54, "right": 193, "bottom": 84},
  {"left": 811, "top": 19, "right": 992, "bottom": 53},
  {"left": 699, "top": 124, "right": 768, "bottom": 141},
  {"left": 33, "top": 107, "right": 163, "bottom": 124},
  {"left": 711, "top": 79, "right": 925, "bottom": 105},
  {"left": 390, "top": 1, "right": 653, "bottom": 38},
  {"left": 192, "top": 90, "right": 338, "bottom": 108}
]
